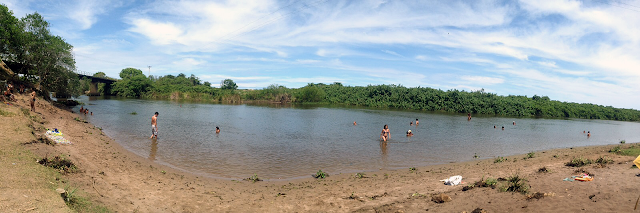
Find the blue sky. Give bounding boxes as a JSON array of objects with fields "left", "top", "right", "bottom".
[{"left": 3, "top": 0, "right": 640, "bottom": 109}]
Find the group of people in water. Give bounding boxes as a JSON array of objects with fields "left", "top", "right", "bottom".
[
  {"left": 79, "top": 105, "right": 92, "bottom": 115},
  {"left": 147, "top": 111, "right": 220, "bottom": 140},
  {"left": 374, "top": 118, "right": 419, "bottom": 142}
]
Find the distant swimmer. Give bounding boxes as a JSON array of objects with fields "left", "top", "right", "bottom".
[
  {"left": 150, "top": 112, "right": 159, "bottom": 139},
  {"left": 353, "top": 121, "right": 357, "bottom": 126},
  {"left": 494, "top": 125, "right": 496, "bottom": 129},
  {"left": 215, "top": 126, "right": 220, "bottom": 134},
  {"left": 587, "top": 131, "right": 590, "bottom": 137},
  {"left": 380, "top": 125, "right": 390, "bottom": 141},
  {"left": 415, "top": 118, "right": 419, "bottom": 125},
  {"left": 410, "top": 121, "right": 413, "bottom": 126},
  {"left": 406, "top": 130, "right": 413, "bottom": 136},
  {"left": 80, "top": 105, "right": 83, "bottom": 113},
  {"left": 468, "top": 113, "right": 471, "bottom": 120},
  {"left": 513, "top": 121, "right": 516, "bottom": 125},
  {"left": 502, "top": 126, "right": 505, "bottom": 130}
]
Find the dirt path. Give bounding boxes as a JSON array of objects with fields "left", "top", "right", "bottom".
[{"left": 2, "top": 93, "right": 640, "bottom": 212}]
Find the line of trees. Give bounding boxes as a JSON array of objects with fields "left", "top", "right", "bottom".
[
  {"left": 0, "top": 4, "right": 80, "bottom": 97},
  {"left": 108, "top": 70, "right": 640, "bottom": 121}
]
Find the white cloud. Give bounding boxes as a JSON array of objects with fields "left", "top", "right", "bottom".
[{"left": 461, "top": 76, "right": 505, "bottom": 85}]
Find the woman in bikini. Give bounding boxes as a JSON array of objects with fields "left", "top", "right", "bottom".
[{"left": 380, "top": 125, "right": 390, "bottom": 141}]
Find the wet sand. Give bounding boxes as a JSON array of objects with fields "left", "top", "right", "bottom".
[{"left": 2, "top": 93, "right": 640, "bottom": 212}]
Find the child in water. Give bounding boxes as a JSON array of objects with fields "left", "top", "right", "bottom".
[
  {"left": 215, "top": 126, "right": 220, "bottom": 134},
  {"left": 406, "top": 130, "right": 413, "bottom": 136}
]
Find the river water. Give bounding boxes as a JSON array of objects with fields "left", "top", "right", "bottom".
[{"left": 73, "top": 96, "right": 640, "bottom": 180}]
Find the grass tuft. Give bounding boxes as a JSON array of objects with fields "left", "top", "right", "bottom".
[
  {"left": 523, "top": 151, "right": 535, "bottom": 160},
  {"left": 38, "top": 155, "right": 77, "bottom": 174},
  {"left": 494, "top": 156, "right": 507, "bottom": 163},
  {"left": 565, "top": 157, "right": 592, "bottom": 167},
  {"left": 500, "top": 174, "right": 529, "bottom": 194},
  {"left": 313, "top": 170, "right": 328, "bottom": 179}
]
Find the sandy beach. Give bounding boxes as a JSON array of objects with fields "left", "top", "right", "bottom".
[{"left": 1, "top": 93, "right": 640, "bottom": 212}]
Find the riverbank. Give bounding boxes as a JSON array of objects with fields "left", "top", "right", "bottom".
[{"left": 2, "top": 93, "right": 640, "bottom": 212}]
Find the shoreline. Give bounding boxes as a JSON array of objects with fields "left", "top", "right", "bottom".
[{"left": 3, "top": 93, "right": 640, "bottom": 212}]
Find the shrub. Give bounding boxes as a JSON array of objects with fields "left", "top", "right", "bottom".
[
  {"left": 494, "top": 157, "right": 507, "bottom": 163},
  {"left": 565, "top": 157, "right": 592, "bottom": 167},
  {"left": 500, "top": 175, "right": 529, "bottom": 194},
  {"left": 314, "top": 170, "right": 328, "bottom": 179}
]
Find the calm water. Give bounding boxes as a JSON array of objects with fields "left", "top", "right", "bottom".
[{"left": 72, "top": 96, "right": 640, "bottom": 180}]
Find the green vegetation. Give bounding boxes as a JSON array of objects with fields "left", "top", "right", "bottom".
[
  {"left": 610, "top": 145, "right": 640, "bottom": 156},
  {"left": 494, "top": 156, "right": 507, "bottom": 163},
  {"left": 62, "top": 186, "right": 110, "bottom": 212},
  {"left": 523, "top": 152, "right": 535, "bottom": 160},
  {"left": 409, "top": 167, "right": 417, "bottom": 172},
  {"left": 245, "top": 174, "right": 262, "bottom": 182},
  {"left": 565, "top": 157, "right": 593, "bottom": 167},
  {"left": 38, "top": 155, "right": 77, "bottom": 174},
  {"left": 620, "top": 140, "right": 626, "bottom": 144},
  {"left": 1, "top": 4, "right": 81, "bottom": 97},
  {"left": 595, "top": 156, "right": 613, "bottom": 165},
  {"left": 354, "top": 173, "right": 366, "bottom": 179},
  {"left": 499, "top": 175, "right": 529, "bottom": 194},
  {"left": 314, "top": 170, "right": 328, "bottom": 179}
]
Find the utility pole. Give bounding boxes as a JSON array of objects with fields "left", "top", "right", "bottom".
[{"left": 147, "top": 66, "right": 151, "bottom": 76}]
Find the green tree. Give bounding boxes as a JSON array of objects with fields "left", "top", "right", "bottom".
[
  {"left": 119, "top": 67, "right": 144, "bottom": 79},
  {"left": 93, "top": 71, "right": 106, "bottom": 78},
  {"left": 297, "top": 84, "right": 326, "bottom": 102},
  {"left": 221, "top": 79, "right": 238, "bottom": 90}
]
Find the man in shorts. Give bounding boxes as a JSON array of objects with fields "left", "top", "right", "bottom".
[{"left": 150, "top": 112, "right": 159, "bottom": 139}]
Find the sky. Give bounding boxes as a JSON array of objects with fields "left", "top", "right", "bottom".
[{"left": 2, "top": 0, "right": 640, "bottom": 109}]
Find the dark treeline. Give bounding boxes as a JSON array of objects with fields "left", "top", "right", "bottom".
[{"left": 108, "top": 68, "right": 640, "bottom": 121}]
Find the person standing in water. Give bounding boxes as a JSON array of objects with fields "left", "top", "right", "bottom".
[
  {"left": 150, "top": 112, "right": 159, "bottom": 139},
  {"left": 415, "top": 119, "right": 419, "bottom": 125},
  {"left": 380, "top": 125, "right": 390, "bottom": 141},
  {"left": 215, "top": 126, "right": 220, "bottom": 134}
]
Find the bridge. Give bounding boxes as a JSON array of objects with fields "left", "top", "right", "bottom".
[{"left": 75, "top": 71, "right": 118, "bottom": 96}]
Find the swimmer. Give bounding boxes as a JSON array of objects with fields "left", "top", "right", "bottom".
[
  {"left": 215, "top": 126, "right": 220, "bottom": 134},
  {"left": 406, "top": 130, "right": 413, "bottom": 136},
  {"left": 90, "top": 111, "right": 93, "bottom": 115},
  {"left": 415, "top": 118, "right": 419, "bottom": 125},
  {"left": 502, "top": 126, "right": 504, "bottom": 130},
  {"left": 467, "top": 113, "right": 471, "bottom": 120},
  {"left": 410, "top": 121, "right": 413, "bottom": 126},
  {"left": 587, "top": 131, "right": 590, "bottom": 137},
  {"left": 80, "top": 105, "right": 83, "bottom": 113},
  {"left": 353, "top": 121, "right": 357, "bottom": 126},
  {"left": 150, "top": 112, "right": 159, "bottom": 139},
  {"left": 494, "top": 125, "right": 496, "bottom": 129},
  {"left": 513, "top": 121, "right": 516, "bottom": 125},
  {"left": 380, "top": 125, "right": 390, "bottom": 141}
]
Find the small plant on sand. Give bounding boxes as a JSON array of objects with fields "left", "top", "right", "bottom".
[
  {"left": 566, "top": 157, "right": 593, "bottom": 167},
  {"left": 409, "top": 167, "right": 417, "bottom": 172},
  {"left": 473, "top": 153, "right": 479, "bottom": 158},
  {"left": 500, "top": 175, "right": 529, "bottom": 194},
  {"left": 620, "top": 140, "right": 626, "bottom": 144},
  {"left": 494, "top": 156, "right": 507, "bottom": 163},
  {"left": 38, "top": 155, "right": 77, "bottom": 174},
  {"left": 609, "top": 146, "right": 622, "bottom": 153},
  {"left": 354, "top": 173, "right": 366, "bottom": 179},
  {"left": 595, "top": 156, "right": 613, "bottom": 165},
  {"left": 245, "top": 174, "right": 262, "bottom": 182},
  {"left": 462, "top": 183, "right": 475, "bottom": 191},
  {"left": 130, "top": 111, "right": 137, "bottom": 115},
  {"left": 523, "top": 152, "right": 535, "bottom": 160},
  {"left": 161, "top": 170, "right": 166, "bottom": 174},
  {"left": 538, "top": 167, "right": 550, "bottom": 173},
  {"left": 314, "top": 170, "right": 328, "bottom": 179}
]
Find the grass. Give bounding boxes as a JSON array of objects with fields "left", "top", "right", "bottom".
[
  {"left": 464, "top": 177, "right": 498, "bottom": 191},
  {"left": 62, "top": 186, "right": 110, "bottom": 212},
  {"left": 354, "top": 173, "right": 366, "bottom": 179},
  {"left": 595, "top": 156, "right": 614, "bottom": 165},
  {"left": 20, "top": 108, "right": 29, "bottom": 116},
  {"left": 565, "top": 157, "right": 593, "bottom": 167},
  {"left": 523, "top": 151, "right": 535, "bottom": 160},
  {"left": 499, "top": 174, "right": 529, "bottom": 194},
  {"left": 620, "top": 140, "right": 626, "bottom": 144},
  {"left": 494, "top": 156, "right": 507, "bottom": 163},
  {"left": 313, "top": 170, "right": 328, "bottom": 179},
  {"left": 130, "top": 111, "right": 137, "bottom": 115},
  {"left": 616, "top": 146, "right": 640, "bottom": 156},
  {"left": 0, "top": 108, "right": 15, "bottom": 116},
  {"left": 409, "top": 167, "right": 417, "bottom": 172}
]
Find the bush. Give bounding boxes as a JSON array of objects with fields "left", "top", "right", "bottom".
[
  {"left": 565, "top": 157, "right": 592, "bottom": 167},
  {"left": 494, "top": 157, "right": 507, "bottom": 163},
  {"left": 500, "top": 175, "right": 529, "bottom": 194}
]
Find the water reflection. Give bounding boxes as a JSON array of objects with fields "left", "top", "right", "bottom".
[
  {"left": 149, "top": 139, "right": 158, "bottom": 161},
  {"left": 379, "top": 141, "right": 388, "bottom": 166}
]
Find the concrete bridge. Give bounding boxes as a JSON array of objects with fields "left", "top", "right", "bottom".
[{"left": 76, "top": 71, "right": 118, "bottom": 96}]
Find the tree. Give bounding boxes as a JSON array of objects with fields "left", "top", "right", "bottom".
[
  {"left": 119, "top": 68, "right": 144, "bottom": 79},
  {"left": 93, "top": 72, "right": 106, "bottom": 78},
  {"left": 221, "top": 79, "right": 238, "bottom": 90}
]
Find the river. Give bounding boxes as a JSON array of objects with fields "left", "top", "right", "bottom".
[{"left": 72, "top": 96, "right": 640, "bottom": 180}]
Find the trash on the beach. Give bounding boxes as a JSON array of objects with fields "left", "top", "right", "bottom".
[
  {"left": 440, "top": 175, "right": 463, "bottom": 186},
  {"left": 45, "top": 129, "right": 72, "bottom": 144},
  {"left": 563, "top": 173, "right": 593, "bottom": 182}
]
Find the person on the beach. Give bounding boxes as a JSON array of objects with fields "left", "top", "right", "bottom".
[
  {"left": 30, "top": 90, "right": 36, "bottom": 112},
  {"left": 19, "top": 84, "right": 24, "bottom": 93},
  {"left": 215, "top": 126, "right": 220, "bottom": 134},
  {"left": 380, "top": 125, "right": 390, "bottom": 141},
  {"left": 4, "top": 86, "right": 16, "bottom": 101},
  {"left": 406, "top": 130, "right": 413, "bottom": 136},
  {"left": 415, "top": 119, "right": 419, "bottom": 125},
  {"left": 150, "top": 112, "right": 159, "bottom": 139}
]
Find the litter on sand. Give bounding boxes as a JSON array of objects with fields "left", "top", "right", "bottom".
[
  {"left": 45, "top": 129, "right": 72, "bottom": 145},
  {"left": 563, "top": 173, "right": 593, "bottom": 182},
  {"left": 440, "top": 175, "right": 463, "bottom": 186}
]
